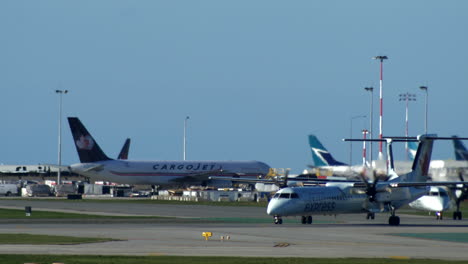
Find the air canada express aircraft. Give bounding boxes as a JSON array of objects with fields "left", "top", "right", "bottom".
[
  {"left": 266, "top": 135, "right": 468, "bottom": 226},
  {"left": 67, "top": 117, "right": 271, "bottom": 187}
]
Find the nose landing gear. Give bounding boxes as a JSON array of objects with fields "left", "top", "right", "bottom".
[{"left": 274, "top": 215, "right": 283, "bottom": 224}]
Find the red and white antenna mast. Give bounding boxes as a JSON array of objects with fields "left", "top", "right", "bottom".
[
  {"left": 373, "top": 55, "right": 388, "bottom": 160},
  {"left": 362, "top": 129, "right": 368, "bottom": 166}
]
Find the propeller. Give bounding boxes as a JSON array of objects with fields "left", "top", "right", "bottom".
[
  {"left": 276, "top": 168, "right": 290, "bottom": 188},
  {"left": 358, "top": 169, "right": 380, "bottom": 202}
]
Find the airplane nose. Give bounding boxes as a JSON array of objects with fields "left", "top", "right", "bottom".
[
  {"left": 267, "top": 200, "right": 283, "bottom": 215},
  {"left": 267, "top": 201, "right": 277, "bottom": 215}
]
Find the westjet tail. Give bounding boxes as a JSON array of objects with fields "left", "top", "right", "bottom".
[{"left": 308, "top": 135, "right": 347, "bottom": 166}]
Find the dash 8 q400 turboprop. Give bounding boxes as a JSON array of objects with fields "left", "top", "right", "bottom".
[
  {"left": 67, "top": 117, "right": 271, "bottom": 187},
  {"left": 266, "top": 135, "right": 468, "bottom": 226}
]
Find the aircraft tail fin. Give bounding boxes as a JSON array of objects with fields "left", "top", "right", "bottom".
[
  {"left": 453, "top": 136, "right": 468, "bottom": 161},
  {"left": 407, "top": 141, "right": 418, "bottom": 161},
  {"left": 309, "top": 135, "right": 347, "bottom": 166},
  {"left": 68, "top": 117, "right": 112, "bottom": 163},
  {"left": 117, "top": 138, "right": 131, "bottom": 160},
  {"left": 404, "top": 135, "right": 435, "bottom": 182}
]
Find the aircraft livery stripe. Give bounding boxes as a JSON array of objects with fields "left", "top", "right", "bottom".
[{"left": 109, "top": 171, "right": 260, "bottom": 177}]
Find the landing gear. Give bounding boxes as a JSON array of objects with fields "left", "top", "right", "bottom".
[
  {"left": 453, "top": 211, "right": 463, "bottom": 220},
  {"left": 274, "top": 216, "right": 283, "bottom": 225},
  {"left": 366, "top": 213, "right": 375, "bottom": 220},
  {"left": 301, "top": 216, "right": 313, "bottom": 224},
  {"left": 388, "top": 215, "right": 400, "bottom": 226},
  {"left": 301, "top": 215, "right": 312, "bottom": 225},
  {"left": 436, "top": 211, "right": 443, "bottom": 220},
  {"left": 388, "top": 206, "right": 400, "bottom": 226}
]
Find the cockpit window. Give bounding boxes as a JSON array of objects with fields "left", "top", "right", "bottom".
[{"left": 276, "top": 193, "right": 299, "bottom": 199}]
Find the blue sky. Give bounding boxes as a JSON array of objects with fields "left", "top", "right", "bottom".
[{"left": 1, "top": 1, "right": 467, "bottom": 173}]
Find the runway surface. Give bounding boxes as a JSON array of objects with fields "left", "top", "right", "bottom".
[{"left": 1, "top": 199, "right": 468, "bottom": 260}]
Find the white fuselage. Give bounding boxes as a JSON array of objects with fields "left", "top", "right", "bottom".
[
  {"left": 409, "top": 186, "right": 454, "bottom": 212},
  {"left": 267, "top": 183, "right": 429, "bottom": 217},
  {"left": 70, "top": 160, "right": 271, "bottom": 186}
]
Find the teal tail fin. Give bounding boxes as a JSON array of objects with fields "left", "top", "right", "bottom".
[{"left": 308, "top": 135, "right": 347, "bottom": 166}]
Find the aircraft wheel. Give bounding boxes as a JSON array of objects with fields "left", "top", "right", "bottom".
[
  {"left": 301, "top": 216, "right": 307, "bottom": 224},
  {"left": 453, "top": 212, "right": 463, "bottom": 220},
  {"left": 367, "top": 213, "right": 375, "bottom": 220},
  {"left": 307, "top": 216, "right": 313, "bottom": 224},
  {"left": 274, "top": 216, "right": 283, "bottom": 225},
  {"left": 389, "top": 216, "right": 400, "bottom": 226}
]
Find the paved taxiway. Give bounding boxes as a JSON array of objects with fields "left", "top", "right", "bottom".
[{"left": 1, "top": 199, "right": 468, "bottom": 260}]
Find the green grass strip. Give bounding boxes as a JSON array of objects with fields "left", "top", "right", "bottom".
[
  {"left": 0, "top": 255, "right": 466, "bottom": 264},
  {"left": 0, "top": 234, "right": 120, "bottom": 245},
  {"left": 0, "top": 208, "right": 171, "bottom": 219},
  {"left": 394, "top": 233, "right": 468, "bottom": 243}
]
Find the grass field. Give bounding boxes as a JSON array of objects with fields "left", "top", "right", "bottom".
[
  {"left": 0, "top": 233, "right": 119, "bottom": 245},
  {"left": 0, "top": 255, "right": 467, "bottom": 264}
]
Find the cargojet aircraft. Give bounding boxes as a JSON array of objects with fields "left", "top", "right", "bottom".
[{"left": 67, "top": 117, "right": 271, "bottom": 187}]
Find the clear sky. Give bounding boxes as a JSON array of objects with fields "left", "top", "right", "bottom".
[{"left": 1, "top": 1, "right": 467, "bottom": 173}]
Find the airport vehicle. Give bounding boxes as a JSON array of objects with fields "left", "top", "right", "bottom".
[
  {"left": 266, "top": 135, "right": 467, "bottom": 226},
  {"left": 24, "top": 184, "right": 51, "bottom": 197},
  {"left": 67, "top": 117, "right": 271, "bottom": 187},
  {"left": 54, "top": 184, "right": 77, "bottom": 197},
  {"left": 0, "top": 184, "right": 18, "bottom": 196}
]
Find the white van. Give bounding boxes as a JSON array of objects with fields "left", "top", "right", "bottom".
[{"left": 0, "top": 184, "right": 18, "bottom": 196}]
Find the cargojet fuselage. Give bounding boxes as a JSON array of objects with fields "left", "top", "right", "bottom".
[{"left": 71, "top": 160, "right": 271, "bottom": 186}]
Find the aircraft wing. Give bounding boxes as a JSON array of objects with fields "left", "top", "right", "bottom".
[
  {"left": 209, "top": 176, "right": 276, "bottom": 184},
  {"left": 387, "top": 181, "right": 467, "bottom": 188}
]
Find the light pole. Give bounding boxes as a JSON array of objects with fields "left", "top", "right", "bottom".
[
  {"left": 55, "top": 89, "right": 68, "bottom": 185},
  {"left": 350, "top": 115, "right": 366, "bottom": 165},
  {"left": 364, "top": 87, "right": 373, "bottom": 167},
  {"left": 372, "top": 55, "right": 388, "bottom": 160},
  {"left": 183, "top": 116, "right": 190, "bottom": 160},
  {"left": 399, "top": 92, "right": 416, "bottom": 160},
  {"left": 420, "top": 86, "right": 428, "bottom": 134}
]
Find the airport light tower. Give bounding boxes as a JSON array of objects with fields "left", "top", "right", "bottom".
[
  {"left": 364, "top": 87, "right": 374, "bottom": 167},
  {"left": 372, "top": 55, "right": 388, "bottom": 160},
  {"left": 399, "top": 92, "right": 416, "bottom": 160},
  {"left": 55, "top": 89, "right": 68, "bottom": 185},
  {"left": 420, "top": 86, "right": 428, "bottom": 134}
]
